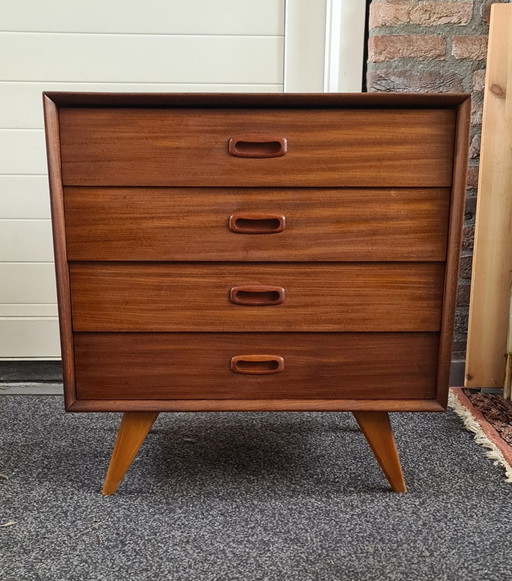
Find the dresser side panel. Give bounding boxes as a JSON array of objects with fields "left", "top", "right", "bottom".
[
  {"left": 43, "top": 95, "right": 75, "bottom": 409},
  {"left": 436, "top": 97, "right": 471, "bottom": 407}
]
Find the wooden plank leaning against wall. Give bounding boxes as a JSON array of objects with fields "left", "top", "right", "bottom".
[{"left": 465, "top": 4, "right": 512, "bottom": 395}]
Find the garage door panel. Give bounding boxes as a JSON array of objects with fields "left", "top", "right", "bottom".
[
  {"left": 0, "top": 319, "right": 60, "bottom": 358},
  {"left": 0, "top": 0, "right": 286, "bottom": 358},
  {"left": 0, "top": 263, "right": 56, "bottom": 303},
  {"left": 0, "top": 34, "right": 284, "bottom": 84},
  {"left": 0, "top": 305, "right": 58, "bottom": 317},
  {"left": 0, "top": 0, "right": 284, "bottom": 35},
  {"left": 0, "top": 220, "right": 53, "bottom": 262},
  {"left": 0, "top": 176, "right": 50, "bottom": 218},
  {"left": 0, "top": 130, "right": 47, "bottom": 175}
]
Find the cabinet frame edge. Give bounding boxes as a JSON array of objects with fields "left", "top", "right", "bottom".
[
  {"left": 43, "top": 94, "right": 76, "bottom": 410},
  {"left": 436, "top": 96, "right": 471, "bottom": 408}
]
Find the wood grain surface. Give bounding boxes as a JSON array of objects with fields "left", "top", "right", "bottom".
[
  {"left": 466, "top": 4, "right": 512, "bottom": 390},
  {"left": 59, "top": 108, "right": 455, "bottom": 187},
  {"left": 74, "top": 332, "right": 439, "bottom": 400},
  {"left": 64, "top": 187, "right": 450, "bottom": 262},
  {"left": 69, "top": 262, "right": 445, "bottom": 332},
  {"left": 43, "top": 91, "right": 471, "bottom": 417},
  {"left": 43, "top": 91, "right": 471, "bottom": 109},
  {"left": 67, "top": 398, "right": 445, "bottom": 413},
  {"left": 101, "top": 411, "right": 159, "bottom": 496},
  {"left": 43, "top": 95, "right": 76, "bottom": 408},
  {"left": 353, "top": 411, "right": 407, "bottom": 493},
  {"left": 436, "top": 96, "right": 471, "bottom": 405}
]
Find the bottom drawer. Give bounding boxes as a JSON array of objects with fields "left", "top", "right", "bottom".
[{"left": 74, "top": 333, "right": 439, "bottom": 400}]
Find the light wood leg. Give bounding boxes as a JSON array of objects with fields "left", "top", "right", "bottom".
[
  {"left": 353, "top": 411, "right": 407, "bottom": 493},
  {"left": 102, "top": 411, "right": 159, "bottom": 495}
]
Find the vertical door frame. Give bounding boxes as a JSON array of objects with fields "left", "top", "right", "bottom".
[{"left": 284, "top": 0, "right": 367, "bottom": 93}]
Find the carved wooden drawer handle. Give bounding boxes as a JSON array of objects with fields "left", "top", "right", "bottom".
[
  {"left": 230, "top": 355, "right": 285, "bottom": 375},
  {"left": 229, "top": 285, "right": 285, "bottom": 306},
  {"left": 228, "top": 136, "right": 287, "bottom": 158},
  {"left": 228, "top": 213, "right": 286, "bottom": 234}
]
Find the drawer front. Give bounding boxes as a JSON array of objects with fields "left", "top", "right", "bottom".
[
  {"left": 74, "top": 332, "right": 439, "bottom": 400},
  {"left": 64, "top": 187, "right": 450, "bottom": 262},
  {"left": 59, "top": 108, "right": 455, "bottom": 187},
  {"left": 69, "top": 262, "right": 444, "bottom": 332}
]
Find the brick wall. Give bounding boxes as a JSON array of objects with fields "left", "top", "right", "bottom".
[{"left": 367, "top": 0, "right": 511, "bottom": 360}]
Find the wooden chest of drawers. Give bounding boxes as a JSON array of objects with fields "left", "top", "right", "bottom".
[{"left": 44, "top": 92, "right": 470, "bottom": 494}]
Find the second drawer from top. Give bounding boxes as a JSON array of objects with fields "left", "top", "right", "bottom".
[{"left": 64, "top": 187, "right": 450, "bottom": 262}]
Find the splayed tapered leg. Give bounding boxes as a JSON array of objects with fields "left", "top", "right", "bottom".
[
  {"left": 353, "top": 411, "right": 407, "bottom": 493},
  {"left": 102, "top": 411, "right": 159, "bottom": 495}
]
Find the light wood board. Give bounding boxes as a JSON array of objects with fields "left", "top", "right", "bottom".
[{"left": 466, "top": 4, "right": 512, "bottom": 388}]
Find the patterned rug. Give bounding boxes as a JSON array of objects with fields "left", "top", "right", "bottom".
[{"left": 450, "top": 387, "right": 512, "bottom": 483}]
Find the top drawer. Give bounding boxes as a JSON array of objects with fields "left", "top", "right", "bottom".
[{"left": 59, "top": 108, "right": 455, "bottom": 187}]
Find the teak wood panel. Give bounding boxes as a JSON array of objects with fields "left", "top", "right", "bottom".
[
  {"left": 43, "top": 95, "right": 76, "bottom": 408},
  {"left": 44, "top": 91, "right": 471, "bottom": 109},
  {"left": 58, "top": 108, "right": 456, "bottom": 187},
  {"left": 64, "top": 187, "right": 450, "bottom": 262},
  {"left": 68, "top": 398, "right": 445, "bottom": 413},
  {"left": 73, "top": 333, "right": 439, "bottom": 400},
  {"left": 69, "top": 262, "right": 445, "bottom": 332},
  {"left": 435, "top": 98, "right": 470, "bottom": 404}
]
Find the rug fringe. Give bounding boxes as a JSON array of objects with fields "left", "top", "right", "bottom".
[{"left": 448, "top": 391, "right": 512, "bottom": 484}]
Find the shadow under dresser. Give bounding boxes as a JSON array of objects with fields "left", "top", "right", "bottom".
[{"left": 43, "top": 92, "right": 470, "bottom": 494}]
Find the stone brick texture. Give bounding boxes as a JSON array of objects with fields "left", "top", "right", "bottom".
[
  {"left": 368, "top": 35, "right": 446, "bottom": 61},
  {"left": 466, "top": 166, "right": 479, "bottom": 188},
  {"left": 472, "top": 68, "right": 486, "bottom": 90},
  {"left": 370, "top": 1, "right": 474, "bottom": 27},
  {"left": 452, "top": 35, "right": 488, "bottom": 59},
  {"left": 367, "top": 0, "right": 511, "bottom": 360}
]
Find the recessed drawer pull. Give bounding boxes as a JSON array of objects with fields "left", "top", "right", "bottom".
[
  {"left": 230, "top": 354, "right": 285, "bottom": 375},
  {"left": 229, "top": 285, "right": 285, "bottom": 306},
  {"left": 228, "top": 213, "right": 286, "bottom": 234},
  {"left": 228, "top": 136, "right": 287, "bottom": 158}
]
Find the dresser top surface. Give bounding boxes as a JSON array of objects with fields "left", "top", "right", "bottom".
[{"left": 43, "top": 91, "right": 470, "bottom": 111}]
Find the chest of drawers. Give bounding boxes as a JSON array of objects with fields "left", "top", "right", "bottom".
[{"left": 44, "top": 92, "right": 470, "bottom": 495}]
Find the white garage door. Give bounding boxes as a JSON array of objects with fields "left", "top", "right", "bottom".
[{"left": 0, "top": 0, "right": 365, "bottom": 359}]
